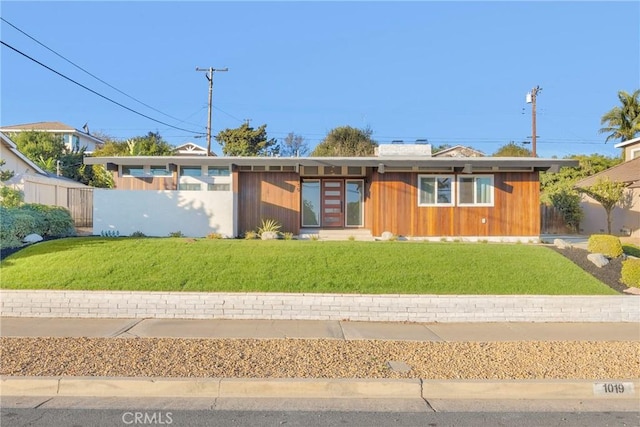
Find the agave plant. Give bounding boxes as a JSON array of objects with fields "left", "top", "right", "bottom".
[{"left": 257, "top": 218, "right": 282, "bottom": 235}]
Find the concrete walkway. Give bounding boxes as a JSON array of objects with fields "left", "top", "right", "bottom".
[
  {"left": 2, "top": 318, "right": 639, "bottom": 408},
  {"left": 1, "top": 317, "right": 639, "bottom": 341}
]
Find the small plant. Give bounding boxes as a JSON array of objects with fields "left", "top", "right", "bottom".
[
  {"left": 168, "top": 231, "right": 184, "bottom": 238},
  {"left": 130, "top": 231, "right": 146, "bottom": 238},
  {"left": 348, "top": 235, "right": 356, "bottom": 241},
  {"left": 440, "top": 237, "right": 448, "bottom": 242},
  {"left": 587, "top": 234, "right": 623, "bottom": 258},
  {"left": 621, "top": 258, "right": 640, "bottom": 287},
  {"left": 282, "top": 231, "right": 294, "bottom": 240},
  {"left": 206, "top": 232, "right": 223, "bottom": 239},
  {"left": 623, "top": 244, "right": 640, "bottom": 258},
  {"left": 244, "top": 230, "right": 258, "bottom": 240},
  {"left": 101, "top": 230, "right": 120, "bottom": 237},
  {"left": 257, "top": 218, "right": 282, "bottom": 235},
  {"left": 310, "top": 234, "right": 319, "bottom": 241}
]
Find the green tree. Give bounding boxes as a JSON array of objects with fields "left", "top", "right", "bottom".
[
  {"left": 432, "top": 144, "right": 453, "bottom": 154},
  {"left": 92, "top": 132, "right": 174, "bottom": 157},
  {"left": 492, "top": 142, "right": 533, "bottom": 157},
  {"left": 577, "top": 177, "right": 628, "bottom": 234},
  {"left": 311, "top": 126, "right": 377, "bottom": 157},
  {"left": 0, "top": 159, "right": 23, "bottom": 207},
  {"left": 599, "top": 89, "right": 640, "bottom": 143},
  {"left": 215, "top": 123, "right": 278, "bottom": 156},
  {"left": 540, "top": 154, "right": 621, "bottom": 232},
  {"left": 9, "top": 131, "right": 65, "bottom": 163},
  {"left": 280, "top": 132, "right": 309, "bottom": 157}
]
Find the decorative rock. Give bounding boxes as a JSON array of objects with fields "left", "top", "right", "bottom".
[
  {"left": 260, "top": 231, "right": 279, "bottom": 240},
  {"left": 623, "top": 287, "right": 640, "bottom": 295},
  {"left": 22, "top": 234, "right": 43, "bottom": 243},
  {"left": 554, "top": 239, "right": 573, "bottom": 249},
  {"left": 381, "top": 231, "right": 394, "bottom": 241},
  {"left": 587, "top": 253, "right": 609, "bottom": 268}
]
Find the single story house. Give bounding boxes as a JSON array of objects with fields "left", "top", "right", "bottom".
[
  {"left": 84, "top": 144, "right": 577, "bottom": 240},
  {"left": 1, "top": 132, "right": 92, "bottom": 226},
  {"left": 0, "top": 121, "right": 104, "bottom": 154},
  {"left": 575, "top": 143, "right": 640, "bottom": 239}
]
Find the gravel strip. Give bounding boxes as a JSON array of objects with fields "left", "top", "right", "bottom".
[{"left": 1, "top": 338, "right": 638, "bottom": 380}]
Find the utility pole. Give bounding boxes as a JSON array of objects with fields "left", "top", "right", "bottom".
[
  {"left": 526, "top": 85, "right": 542, "bottom": 157},
  {"left": 196, "top": 67, "right": 228, "bottom": 156}
]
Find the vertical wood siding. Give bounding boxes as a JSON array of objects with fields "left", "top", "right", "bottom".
[
  {"left": 237, "top": 172, "right": 300, "bottom": 235},
  {"left": 369, "top": 172, "right": 540, "bottom": 237}
]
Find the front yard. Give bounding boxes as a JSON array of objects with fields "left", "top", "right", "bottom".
[{"left": 0, "top": 238, "right": 617, "bottom": 295}]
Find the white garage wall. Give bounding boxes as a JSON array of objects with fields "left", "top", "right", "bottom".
[{"left": 93, "top": 190, "right": 235, "bottom": 237}]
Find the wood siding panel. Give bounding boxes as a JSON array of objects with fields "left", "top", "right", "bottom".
[
  {"left": 370, "top": 172, "right": 540, "bottom": 237},
  {"left": 238, "top": 172, "right": 300, "bottom": 235},
  {"left": 111, "top": 173, "right": 176, "bottom": 190}
]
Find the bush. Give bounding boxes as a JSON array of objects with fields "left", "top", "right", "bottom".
[
  {"left": 168, "top": 231, "right": 184, "bottom": 238},
  {"left": 244, "top": 231, "right": 258, "bottom": 240},
  {"left": 621, "top": 259, "right": 640, "bottom": 287},
  {"left": 623, "top": 244, "right": 640, "bottom": 258},
  {"left": 587, "top": 234, "right": 623, "bottom": 258},
  {"left": 130, "top": 231, "right": 146, "bottom": 238},
  {"left": 21, "top": 204, "right": 75, "bottom": 237},
  {"left": 206, "top": 232, "right": 223, "bottom": 239},
  {"left": 0, "top": 208, "right": 21, "bottom": 249},
  {"left": 11, "top": 212, "right": 37, "bottom": 239}
]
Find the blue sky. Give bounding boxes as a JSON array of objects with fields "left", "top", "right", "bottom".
[{"left": 1, "top": 1, "right": 638, "bottom": 158}]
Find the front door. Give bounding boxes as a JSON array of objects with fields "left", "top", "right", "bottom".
[{"left": 321, "top": 180, "right": 344, "bottom": 228}]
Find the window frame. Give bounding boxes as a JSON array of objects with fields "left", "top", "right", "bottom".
[
  {"left": 417, "top": 174, "right": 455, "bottom": 207},
  {"left": 179, "top": 166, "right": 203, "bottom": 177},
  {"left": 457, "top": 174, "right": 495, "bottom": 207},
  {"left": 121, "top": 165, "right": 145, "bottom": 177}
]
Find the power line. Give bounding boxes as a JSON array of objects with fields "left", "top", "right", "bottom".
[
  {"left": 1, "top": 40, "right": 206, "bottom": 136},
  {"left": 0, "top": 17, "right": 202, "bottom": 129}
]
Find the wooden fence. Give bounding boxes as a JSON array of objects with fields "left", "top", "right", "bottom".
[
  {"left": 67, "top": 188, "right": 93, "bottom": 227},
  {"left": 540, "top": 204, "right": 572, "bottom": 234}
]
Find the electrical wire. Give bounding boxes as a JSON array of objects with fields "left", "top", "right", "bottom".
[
  {"left": 0, "top": 17, "right": 203, "bottom": 129},
  {"left": 1, "top": 40, "right": 206, "bottom": 135}
]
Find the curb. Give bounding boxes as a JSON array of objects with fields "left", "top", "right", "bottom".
[{"left": 1, "top": 377, "right": 638, "bottom": 400}]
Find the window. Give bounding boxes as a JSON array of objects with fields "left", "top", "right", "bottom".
[
  {"left": 458, "top": 175, "right": 494, "bottom": 206},
  {"left": 122, "top": 166, "right": 145, "bottom": 177},
  {"left": 207, "top": 166, "right": 230, "bottom": 176},
  {"left": 301, "top": 180, "right": 321, "bottom": 227},
  {"left": 150, "top": 166, "right": 171, "bottom": 176},
  {"left": 178, "top": 183, "right": 201, "bottom": 191},
  {"left": 208, "top": 183, "right": 230, "bottom": 191},
  {"left": 418, "top": 175, "right": 454, "bottom": 206},
  {"left": 180, "top": 166, "right": 202, "bottom": 177}
]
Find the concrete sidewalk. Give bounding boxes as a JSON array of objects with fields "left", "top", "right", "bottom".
[
  {"left": 2, "top": 318, "right": 639, "bottom": 408},
  {"left": 1, "top": 317, "right": 639, "bottom": 341}
]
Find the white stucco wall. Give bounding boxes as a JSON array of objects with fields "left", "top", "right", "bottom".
[{"left": 93, "top": 190, "right": 235, "bottom": 237}]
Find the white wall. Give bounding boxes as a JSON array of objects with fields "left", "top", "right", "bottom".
[
  {"left": 580, "top": 190, "right": 640, "bottom": 238},
  {"left": 93, "top": 190, "right": 235, "bottom": 237}
]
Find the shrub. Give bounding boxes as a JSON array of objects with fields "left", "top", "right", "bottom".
[
  {"left": 257, "top": 218, "right": 281, "bottom": 235},
  {"left": 168, "top": 231, "right": 184, "bottom": 238},
  {"left": 206, "top": 232, "right": 223, "bottom": 239},
  {"left": 11, "top": 212, "right": 37, "bottom": 239},
  {"left": 587, "top": 234, "right": 623, "bottom": 258},
  {"left": 244, "top": 231, "right": 258, "bottom": 240},
  {"left": 0, "top": 208, "right": 21, "bottom": 249},
  {"left": 282, "top": 232, "right": 294, "bottom": 240},
  {"left": 21, "top": 204, "right": 75, "bottom": 237},
  {"left": 130, "top": 231, "right": 146, "bottom": 238},
  {"left": 623, "top": 244, "right": 640, "bottom": 258},
  {"left": 621, "top": 259, "right": 640, "bottom": 287}
]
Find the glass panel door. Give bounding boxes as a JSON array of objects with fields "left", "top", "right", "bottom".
[
  {"left": 321, "top": 180, "right": 344, "bottom": 227},
  {"left": 346, "top": 180, "right": 364, "bottom": 227},
  {"left": 301, "top": 180, "right": 321, "bottom": 227}
]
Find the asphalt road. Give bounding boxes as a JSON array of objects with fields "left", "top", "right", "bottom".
[{"left": 2, "top": 408, "right": 639, "bottom": 427}]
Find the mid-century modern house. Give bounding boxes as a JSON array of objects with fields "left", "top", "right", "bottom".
[
  {"left": 0, "top": 121, "right": 105, "bottom": 154},
  {"left": 84, "top": 144, "right": 577, "bottom": 240}
]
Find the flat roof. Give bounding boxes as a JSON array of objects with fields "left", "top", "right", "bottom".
[{"left": 84, "top": 155, "right": 578, "bottom": 172}]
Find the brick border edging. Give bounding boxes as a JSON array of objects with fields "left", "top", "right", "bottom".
[{"left": 1, "top": 290, "right": 638, "bottom": 322}]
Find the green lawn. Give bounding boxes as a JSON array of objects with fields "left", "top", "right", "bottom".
[{"left": 0, "top": 237, "right": 617, "bottom": 295}]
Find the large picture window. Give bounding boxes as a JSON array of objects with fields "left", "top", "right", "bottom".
[
  {"left": 418, "top": 175, "right": 454, "bottom": 206},
  {"left": 301, "top": 180, "right": 321, "bottom": 227},
  {"left": 458, "top": 175, "right": 494, "bottom": 206}
]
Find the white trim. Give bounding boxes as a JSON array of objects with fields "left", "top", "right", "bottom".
[
  {"left": 417, "top": 175, "right": 455, "bottom": 207},
  {"left": 457, "top": 174, "right": 495, "bottom": 207},
  {"left": 630, "top": 147, "right": 640, "bottom": 159},
  {"left": 614, "top": 136, "right": 640, "bottom": 148}
]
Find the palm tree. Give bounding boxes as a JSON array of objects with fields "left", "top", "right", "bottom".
[{"left": 599, "top": 89, "right": 640, "bottom": 143}]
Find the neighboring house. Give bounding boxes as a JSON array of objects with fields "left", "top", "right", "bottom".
[
  {"left": 575, "top": 151, "right": 640, "bottom": 239},
  {"left": 84, "top": 144, "right": 576, "bottom": 240},
  {"left": 0, "top": 121, "right": 104, "bottom": 154},
  {"left": 615, "top": 136, "right": 640, "bottom": 161},
  {"left": 173, "top": 142, "right": 211, "bottom": 156},
  {"left": 0, "top": 132, "right": 93, "bottom": 226},
  {"left": 433, "top": 145, "right": 485, "bottom": 158}
]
